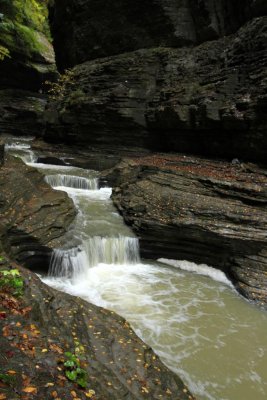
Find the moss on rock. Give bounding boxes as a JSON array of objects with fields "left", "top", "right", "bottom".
[{"left": 0, "top": 0, "right": 52, "bottom": 60}]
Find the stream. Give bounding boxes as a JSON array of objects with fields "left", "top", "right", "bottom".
[{"left": 5, "top": 136, "right": 267, "bottom": 400}]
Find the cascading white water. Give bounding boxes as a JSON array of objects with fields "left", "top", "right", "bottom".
[
  {"left": 5, "top": 141, "right": 37, "bottom": 163},
  {"left": 83, "top": 236, "right": 140, "bottom": 266},
  {"left": 48, "top": 247, "right": 87, "bottom": 278},
  {"left": 45, "top": 174, "right": 98, "bottom": 190},
  {"left": 5, "top": 136, "right": 267, "bottom": 400},
  {"left": 48, "top": 236, "right": 140, "bottom": 278}
]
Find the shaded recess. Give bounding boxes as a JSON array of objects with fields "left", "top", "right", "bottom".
[{"left": 49, "top": 0, "right": 267, "bottom": 71}]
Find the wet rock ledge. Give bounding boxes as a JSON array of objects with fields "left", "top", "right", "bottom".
[
  {"left": 0, "top": 155, "right": 76, "bottom": 269},
  {"left": 106, "top": 154, "right": 267, "bottom": 306},
  {"left": 0, "top": 258, "right": 194, "bottom": 400}
]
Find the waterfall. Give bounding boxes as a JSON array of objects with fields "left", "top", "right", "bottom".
[
  {"left": 49, "top": 236, "right": 140, "bottom": 278},
  {"left": 84, "top": 236, "right": 140, "bottom": 266},
  {"left": 5, "top": 142, "right": 37, "bottom": 163},
  {"left": 49, "top": 247, "right": 87, "bottom": 278},
  {"left": 45, "top": 174, "right": 98, "bottom": 190}
]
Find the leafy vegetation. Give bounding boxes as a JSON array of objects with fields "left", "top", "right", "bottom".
[
  {"left": 0, "top": 44, "right": 10, "bottom": 60},
  {"left": 0, "top": 372, "right": 16, "bottom": 386},
  {"left": 45, "top": 69, "right": 76, "bottom": 100},
  {"left": 64, "top": 350, "right": 88, "bottom": 388},
  {"left": 62, "top": 339, "right": 92, "bottom": 389},
  {"left": 0, "top": 0, "right": 51, "bottom": 59},
  {"left": 0, "top": 268, "right": 24, "bottom": 297}
]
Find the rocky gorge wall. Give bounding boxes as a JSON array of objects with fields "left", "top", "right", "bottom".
[
  {"left": 1, "top": 1, "right": 267, "bottom": 309},
  {"left": 45, "top": 15, "right": 267, "bottom": 163},
  {"left": 50, "top": 0, "right": 266, "bottom": 70},
  {"left": 0, "top": 0, "right": 57, "bottom": 137}
]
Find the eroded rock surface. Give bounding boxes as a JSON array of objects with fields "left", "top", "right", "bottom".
[
  {"left": 45, "top": 17, "right": 267, "bottom": 163},
  {"left": 0, "top": 155, "right": 76, "bottom": 269},
  {"left": 0, "top": 90, "right": 47, "bottom": 137},
  {"left": 0, "top": 259, "right": 195, "bottom": 400},
  {"left": 105, "top": 154, "right": 267, "bottom": 306}
]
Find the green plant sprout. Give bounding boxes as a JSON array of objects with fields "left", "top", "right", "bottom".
[
  {"left": 0, "top": 268, "right": 24, "bottom": 296},
  {"left": 64, "top": 351, "right": 88, "bottom": 388}
]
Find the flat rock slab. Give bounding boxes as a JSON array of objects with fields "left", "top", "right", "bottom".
[
  {"left": 0, "top": 259, "right": 194, "bottom": 400},
  {"left": 106, "top": 153, "right": 267, "bottom": 306}
]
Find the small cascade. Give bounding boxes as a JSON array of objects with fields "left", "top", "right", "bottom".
[
  {"left": 49, "top": 236, "right": 140, "bottom": 278},
  {"left": 45, "top": 174, "right": 98, "bottom": 190},
  {"left": 5, "top": 141, "right": 37, "bottom": 163},
  {"left": 49, "top": 248, "right": 87, "bottom": 278},
  {"left": 84, "top": 236, "right": 140, "bottom": 266}
]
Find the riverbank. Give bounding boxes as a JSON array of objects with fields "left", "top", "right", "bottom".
[{"left": 0, "top": 255, "right": 193, "bottom": 400}]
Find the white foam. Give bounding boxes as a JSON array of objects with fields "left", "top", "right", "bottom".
[
  {"left": 158, "top": 258, "right": 234, "bottom": 288},
  {"left": 45, "top": 174, "right": 99, "bottom": 190},
  {"left": 27, "top": 162, "right": 75, "bottom": 170},
  {"left": 5, "top": 143, "right": 31, "bottom": 150}
]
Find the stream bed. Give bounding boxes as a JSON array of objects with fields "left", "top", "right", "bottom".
[{"left": 6, "top": 136, "right": 267, "bottom": 400}]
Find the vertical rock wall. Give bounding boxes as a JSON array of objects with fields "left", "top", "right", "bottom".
[{"left": 50, "top": 0, "right": 266, "bottom": 70}]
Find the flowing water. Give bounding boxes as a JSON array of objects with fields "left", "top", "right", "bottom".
[{"left": 5, "top": 137, "right": 267, "bottom": 400}]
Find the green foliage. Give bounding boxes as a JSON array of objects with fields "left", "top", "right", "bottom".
[
  {"left": 64, "top": 350, "right": 88, "bottom": 388},
  {"left": 0, "top": 372, "right": 16, "bottom": 386},
  {"left": 0, "top": 0, "right": 50, "bottom": 35},
  {"left": 0, "top": 268, "right": 24, "bottom": 297},
  {"left": 45, "top": 69, "right": 76, "bottom": 100},
  {"left": 0, "top": 0, "right": 51, "bottom": 59},
  {"left": 0, "top": 44, "right": 10, "bottom": 60}
]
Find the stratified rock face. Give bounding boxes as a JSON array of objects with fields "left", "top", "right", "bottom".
[
  {"left": 0, "top": 0, "right": 57, "bottom": 91},
  {"left": 51, "top": 0, "right": 267, "bottom": 69},
  {"left": 0, "top": 89, "right": 46, "bottom": 137},
  {"left": 106, "top": 155, "right": 267, "bottom": 306},
  {"left": 45, "top": 17, "right": 267, "bottom": 164},
  {"left": 0, "top": 261, "right": 194, "bottom": 400},
  {"left": 0, "top": 155, "right": 76, "bottom": 269}
]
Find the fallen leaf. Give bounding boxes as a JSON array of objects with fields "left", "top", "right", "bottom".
[
  {"left": 0, "top": 394, "right": 7, "bottom": 399},
  {"left": 44, "top": 382, "right": 54, "bottom": 387},
  {"left": 85, "top": 390, "right": 96, "bottom": 398},
  {"left": 49, "top": 344, "right": 63, "bottom": 354},
  {"left": 22, "top": 386, "right": 37, "bottom": 394},
  {"left": 0, "top": 311, "right": 7, "bottom": 319},
  {"left": 7, "top": 370, "right": 16, "bottom": 375}
]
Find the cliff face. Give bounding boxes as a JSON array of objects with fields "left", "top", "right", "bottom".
[
  {"left": 45, "top": 16, "right": 267, "bottom": 163},
  {"left": 0, "top": 0, "right": 56, "bottom": 90},
  {"left": 50, "top": 0, "right": 266, "bottom": 70},
  {"left": 0, "top": 0, "right": 57, "bottom": 137}
]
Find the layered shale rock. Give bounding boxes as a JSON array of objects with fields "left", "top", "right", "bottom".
[
  {"left": 105, "top": 155, "right": 267, "bottom": 306},
  {"left": 0, "top": 260, "right": 194, "bottom": 400},
  {"left": 0, "top": 89, "right": 46, "bottom": 137},
  {"left": 0, "top": 155, "right": 76, "bottom": 269},
  {"left": 45, "top": 16, "right": 267, "bottom": 163},
  {"left": 50, "top": 0, "right": 267, "bottom": 69}
]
